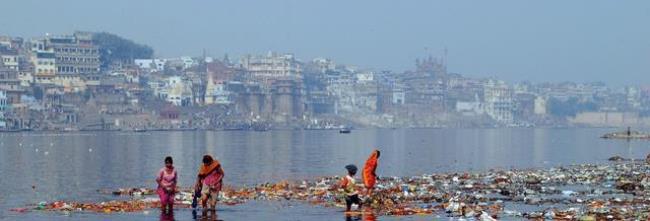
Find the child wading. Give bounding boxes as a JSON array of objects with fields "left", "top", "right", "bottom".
[
  {"left": 340, "top": 164, "right": 362, "bottom": 212},
  {"left": 156, "top": 156, "right": 177, "bottom": 213}
]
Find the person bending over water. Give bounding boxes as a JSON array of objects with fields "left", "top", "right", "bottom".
[
  {"left": 156, "top": 156, "right": 177, "bottom": 213},
  {"left": 196, "top": 155, "right": 224, "bottom": 211}
]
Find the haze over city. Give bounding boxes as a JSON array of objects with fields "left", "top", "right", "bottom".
[{"left": 2, "top": 0, "right": 649, "bottom": 85}]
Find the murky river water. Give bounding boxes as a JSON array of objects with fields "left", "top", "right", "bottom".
[{"left": 1, "top": 128, "right": 648, "bottom": 220}]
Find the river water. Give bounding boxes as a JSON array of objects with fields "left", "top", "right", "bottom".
[{"left": 0, "top": 128, "right": 648, "bottom": 220}]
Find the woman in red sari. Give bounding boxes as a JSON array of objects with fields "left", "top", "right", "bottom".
[
  {"left": 195, "top": 155, "right": 224, "bottom": 210},
  {"left": 362, "top": 150, "right": 380, "bottom": 196}
]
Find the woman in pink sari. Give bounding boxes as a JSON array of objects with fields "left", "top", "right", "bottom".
[{"left": 156, "top": 156, "right": 177, "bottom": 213}]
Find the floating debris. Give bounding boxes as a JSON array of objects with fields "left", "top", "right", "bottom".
[{"left": 14, "top": 161, "right": 650, "bottom": 219}]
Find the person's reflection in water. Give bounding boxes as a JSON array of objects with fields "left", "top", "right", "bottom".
[
  {"left": 345, "top": 214, "right": 361, "bottom": 221},
  {"left": 159, "top": 210, "right": 175, "bottom": 221},
  {"left": 195, "top": 209, "right": 223, "bottom": 221},
  {"left": 363, "top": 213, "right": 377, "bottom": 221}
]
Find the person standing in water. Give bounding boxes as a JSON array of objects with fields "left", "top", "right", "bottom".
[
  {"left": 340, "top": 164, "right": 362, "bottom": 212},
  {"left": 195, "top": 155, "right": 224, "bottom": 210},
  {"left": 362, "top": 149, "right": 380, "bottom": 197},
  {"left": 156, "top": 156, "right": 177, "bottom": 213}
]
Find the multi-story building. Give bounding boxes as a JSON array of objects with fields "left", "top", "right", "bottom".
[
  {"left": 483, "top": 80, "right": 514, "bottom": 124},
  {"left": 32, "top": 51, "right": 56, "bottom": 83},
  {"left": 47, "top": 32, "right": 100, "bottom": 75},
  {"left": 0, "top": 36, "right": 24, "bottom": 51},
  {"left": 626, "top": 86, "right": 641, "bottom": 110},
  {"left": 241, "top": 52, "right": 301, "bottom": 83},
  {"left": 312, "top": 58, "right": 336, "bottom": 74},
  {"left": 155, "top": 76, "right": 193, "bottom": 106},
  {"left": 534, "top": 96, "right": 547, "bottom": 115},
  {"left": 135, "top": 59, "right": 167, "bottom": 72},
  {"left": 0, "top": 64, "right": 23, "bottom": 105},
  {"left": 0, "top": 47, "right": 19, "bottom": 71}
]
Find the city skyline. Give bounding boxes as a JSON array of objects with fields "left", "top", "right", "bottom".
[{"left": 1, "top": 0, "right": 648, "bottom": 86}]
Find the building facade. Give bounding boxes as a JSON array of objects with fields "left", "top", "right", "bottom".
[
  {"left": 47, "top": 32, "right": 100, "bottom": 75},
  {"left": 241, "top": 52, "right": 301, "bottom": 83}
]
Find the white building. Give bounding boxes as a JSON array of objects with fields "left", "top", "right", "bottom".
[
  {"left": 157, "top": 76, "right": 193, "bottom": 106},
  {"left": 32, "top": 52, "right": 56, "bottom": 83},
  {"left": 355, "top": 71, "right": 374, "bottom": 83},
  {"left": 205, "top": 82, "right": 232, "bottom": 105},
  {"left": 312, "top": 58, "right": 335, "bottom": 74},
  {"left": 17, "top": 72, "right": 33, "bottom": 87},
  {"left": 0, "top": 53, "right": 19, "bottom": 71},
  {"left": 534, "top": 96, "right": 547, "bottom": 115},
  {"left": 626, "top": 86, "right": 641, "bottom": 109},
  {"left": 392, "top": 88, "right": 406, "bottom": 105},
  {"left": 456, "top": 94, "right": 484, "bottom": 116},
  {"left": 483, "top": 80, "right": 514, "bottom": 124},
  {"left": 135, "top": 59, "right": 167, "bottom": 72},
  {"left": 180, "top": 56, "right": 195, "bottom": 69},
  {"left": 241, "top": 52, "right": 301, "bottom": 80}
]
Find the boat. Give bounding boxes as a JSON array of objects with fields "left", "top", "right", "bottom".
[
  {"left": 339, "top": 127, "right": 351, "bottom": 134},
  {"left": 0, "top": 128, "right": 29, "bottom": 133},
  {"left": 133, "top": 128, "right": 148, "bottom": 133},
  {"left": 601, "top": 127, "right": 650, "bottom": 139}
]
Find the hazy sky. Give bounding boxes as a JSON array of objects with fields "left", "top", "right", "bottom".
[{"left": 1, "top": 0, "right": 649, "bottom": 85}]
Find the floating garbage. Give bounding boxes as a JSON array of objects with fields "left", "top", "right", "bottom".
[{"left": 14, "top": 160, "right": 650, "bottom": 219}]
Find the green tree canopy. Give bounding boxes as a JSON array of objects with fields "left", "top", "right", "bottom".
[{"left": 92, "top": 32, "right": 154, "bottom": 70}]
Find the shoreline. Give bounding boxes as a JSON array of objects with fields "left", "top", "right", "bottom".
[{"left": 0, "top": 126, "right": 626, "bottom": 134}]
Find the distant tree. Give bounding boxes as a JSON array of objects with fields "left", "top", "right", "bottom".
[{"left": 92, "top": 32, "right": 154, "bottom": 70}]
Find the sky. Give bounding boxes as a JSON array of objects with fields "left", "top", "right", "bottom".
[{"left": 0, "top": 0, "right": 649, "bottom": 85}]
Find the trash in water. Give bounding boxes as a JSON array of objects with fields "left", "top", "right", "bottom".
[{"left": 17, "top": 160, "right": 650, "bottom": 219}]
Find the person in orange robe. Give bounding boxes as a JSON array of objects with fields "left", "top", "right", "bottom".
[{"left": 362, "top": 149, "right": 380, "bottom": 196}]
